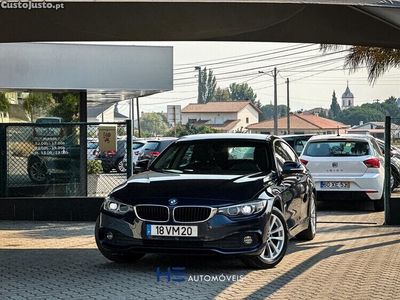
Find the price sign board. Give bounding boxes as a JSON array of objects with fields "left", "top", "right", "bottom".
[{"left": 98, "top": 125, "right": 117, "bottom": 152}]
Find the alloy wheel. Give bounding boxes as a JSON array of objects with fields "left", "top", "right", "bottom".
[
  {"left": 310, "top": 195, "right": 317, "bottom": 235},
  {"left": 30, "top": 161, "right": 47, "bottom": 182},
  {"left": 262, "top": 213, "right": 285, "bottom": 262}
]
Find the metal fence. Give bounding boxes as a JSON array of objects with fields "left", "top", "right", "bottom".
[{"left": 0, "top": 121, "right": 131, "bottom": 198}]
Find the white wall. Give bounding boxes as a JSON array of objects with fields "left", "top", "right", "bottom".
[
  {"left": 182, "top": 112, "right": 237, "bottom": 125},
  {"left": 234, "top": 106, "right": 259, "bottom": 132}
]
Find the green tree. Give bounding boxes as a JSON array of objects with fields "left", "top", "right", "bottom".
[
  {"left": 229, "top": 83, "right": 257, "bottom": 102},
  {"left": 168, "top": 123, "right": 218, "bottom": 137},
  {"left": 321, "top": 45, "right": 400, "bottom": 83},
  {"left": 259, "top": 104, "right": 288, "bottom": 121},
  {"left": 328, "top": 91, "right": 341, "bottom": 119},
  {"left": 49, "top": 93, "right": 79, "bottom": 122},
  {"left": 199, "top": 67, "right": 217, "bottom": 103},
  {"left": 23, "top": 92, "right": 53, "bottom": 122},
  {"left": 336, "top": 106, "right": 386, "bottom": 126},
  {"left": 213, "top": 87, "right": 230, "bottom": 101},
  {"left": 0, "top": 92, "right": 10, "bottom": 115},
  {"left": 140, "top": 112, "right": 168, "bottom": 137}
]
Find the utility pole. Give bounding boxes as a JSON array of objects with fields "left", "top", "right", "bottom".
[
  {"left": 286, "top": 78, "right": 290, "bottom": 134},
  {"left": 136, "top": 97, "right": 141, "bottom": 138},
  {"left": 195, "top": 66, "right": 202, "bottom": 104},
  {"left": 273, "top": 67, "right": 278, "bottom": 135},
  {"left": 173, "top": 105, "right": 177, "bottom": 137},
  {"left": 130, "top": 98, "right": 135, "bottom": 136}
]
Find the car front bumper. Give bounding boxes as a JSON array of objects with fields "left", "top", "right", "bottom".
[{"left": 96, "top": 208, "right": 271, "bottom": 256}]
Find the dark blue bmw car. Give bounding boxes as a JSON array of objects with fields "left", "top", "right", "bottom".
[{"left": 95, "top": 134, "right": 316, "bottom": 269}]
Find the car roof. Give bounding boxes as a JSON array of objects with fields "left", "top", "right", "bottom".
[
  {"left": 147, "top": 137, "right": 178, "bottom": 143},
  {"left": 308, "top": 134, "right": 374, "bottom": 142},
  {"left": 280, "top": 134, "right": 314, "bottom": 138},
  {"left": 178, "top": 133, "right": 273, "bottom": 142}
]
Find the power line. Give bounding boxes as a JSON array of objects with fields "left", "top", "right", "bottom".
[
  {"left": 173, "top": 43, "right": 313, "bottom": 69},
  {"left": 174, "top": 49, "right": 348, "bottom": 82},
  {"left": 173, "top": 45, "right": 320, "bottom": 75}
]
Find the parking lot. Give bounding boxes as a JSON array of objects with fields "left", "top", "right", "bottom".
[{"left": 1, "top": 202, "right": 399, "bottom": 300}]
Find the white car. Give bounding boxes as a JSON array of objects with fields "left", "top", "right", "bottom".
[
  {"left": 122, "top": 140, "right": 148, "bottom": 168},
  {"left": 300, "top": 135, "right": 385, "bottom": 211}
]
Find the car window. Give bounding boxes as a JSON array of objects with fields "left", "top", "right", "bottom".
[
  {"left": 159, "top": 140, "right": 175, "bottom": 151},
  {"left": 371, "top": 139, "right": 383, "bottom": 156},
  {"left": 145, "top": 141, "right": 160, "bottom": 151},
  {"left": 132, "top": 142, "right": 145, "bottom": 150},
  {"left": 152, "top": 140, "right": 270, "bottom": 174},
  {"left": 274, "top": 141, "right": 296, "bottom": 171},
  {"left": 281, "top": 142, "right": 298, "bottom": 162},
  {"left": 304, "top": 140, "right": 370, "bottom": 157},
  {"left": 87, "top": 142, "right": 98, "bottom": 149},
  {"left": 294, "top": 138, "right": 309, "bottom": 155}
]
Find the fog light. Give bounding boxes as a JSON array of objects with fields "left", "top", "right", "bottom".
[
  {"left": 106, "top": 231, "right": 114, "bottom": 240},
  {"left": 243, "top": 235, "right": 253, "bottom": 245}
]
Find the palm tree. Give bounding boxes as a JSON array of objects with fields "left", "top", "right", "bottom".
[{"left": 321, "top": 45, "right": 400, "bottom": 83}]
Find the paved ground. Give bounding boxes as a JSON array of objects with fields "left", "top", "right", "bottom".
[{"left": 0, "top": 205, "right": 399, "bottom": 300}]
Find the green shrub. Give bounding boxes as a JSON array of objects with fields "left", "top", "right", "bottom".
[{"left": 87, "top": 160, "right": 103, "bottom": 174}]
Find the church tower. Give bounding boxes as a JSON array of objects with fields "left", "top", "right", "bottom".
[{"left": 342, "top": 82, "right": 354, "bottom": 109}]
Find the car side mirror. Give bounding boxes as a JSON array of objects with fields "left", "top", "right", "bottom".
[{"left": 282, "top": 161, "right": 304, "bottom": 175}]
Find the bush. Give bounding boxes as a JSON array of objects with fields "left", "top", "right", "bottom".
[{"left": 87, "top": 160, "right": 103, "bottom": 174}]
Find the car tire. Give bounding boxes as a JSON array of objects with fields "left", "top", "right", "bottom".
[
  {"left": 102, "top": 163, "right": 112, "bottom": 174},
  {"left": 374, "top": 197, "right": 385, "bottom": 212},
  {"left": 116, "top": 159, "right": 127, "bottom": 173},
  {"left": 95, "top": 217, "right": 145, "bottom": 263},
  {"left": 28, "top": 158, "right": 48, "bottom": 184},
  {"left": 296, "top": 193, "right": 317, "bottom": 241},
  {"left": 242, "top": 207, "right": 288, "bottom": 269}
]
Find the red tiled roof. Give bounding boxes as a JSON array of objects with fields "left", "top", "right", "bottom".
[
  {"left": 182, "top": 101, "right": 261, "bottom": 113},
  {"left": 210, "top": 119, "right": 241, "bottom": 131},
  {"left": 247, "top": 113, "right": 349, "bottom": 130}
]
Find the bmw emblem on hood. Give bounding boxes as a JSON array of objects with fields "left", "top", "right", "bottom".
[{"left": 168, "top": 198, "right": 178, "bottom": 206}]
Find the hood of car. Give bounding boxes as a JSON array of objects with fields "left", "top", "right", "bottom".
[{"left": 111, "top": 171, "right": 273, "bottom": 206}]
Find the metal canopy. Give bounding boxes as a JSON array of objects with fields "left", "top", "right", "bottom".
[
  {"left": 0, "top": 43, "right": 173, "bottom": 104},
  {"left": 0, "top": 1, "right": 399, "bottom": 47}
]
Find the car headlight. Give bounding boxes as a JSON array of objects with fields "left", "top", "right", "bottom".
[
  {"left": 218, "top": 200, "right": 267, "bottom": 217},
  {"left": 103, "top": 197, "right": 133, "bottom": 215}
]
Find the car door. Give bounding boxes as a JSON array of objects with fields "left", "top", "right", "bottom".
[{"left": 274, "top": 140, "right": 307, "bottom": 230}]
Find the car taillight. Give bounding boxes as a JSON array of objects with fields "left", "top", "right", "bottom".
[
  {"left": 106, "top": 150, "right": 116, "bottom": 156},
  {"left": 364, "top": 157, "right": 380, "bottom": 168},
  {"left": 150, "top": 151, "right": 160, "bottom": 157},
  {"left": 300, "top": 159, "right": 308, "bottom": 166}
]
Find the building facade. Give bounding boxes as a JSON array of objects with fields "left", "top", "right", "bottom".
[{"left": 181, "top": 101, "right": 260, "bottom": 133}]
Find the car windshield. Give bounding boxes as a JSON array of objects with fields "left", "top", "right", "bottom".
[
  {"left": 304, "top": 140, "right": 370, "bottom": 157},
  {"left": 151, "top": 140, "right": 270, "bottom": 174}
]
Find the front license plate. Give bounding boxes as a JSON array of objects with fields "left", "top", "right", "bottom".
[
  {"left": 321, "top": 181, "right": 350, "bottom": 189},
  {"left": 146, "top": 224, "right": 198, "bottom": 237}
]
